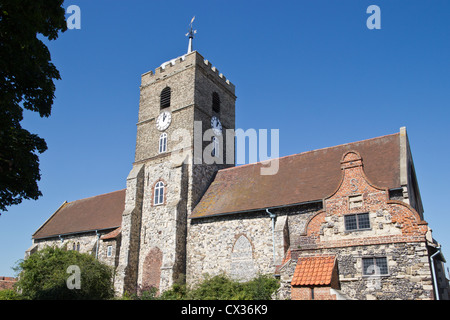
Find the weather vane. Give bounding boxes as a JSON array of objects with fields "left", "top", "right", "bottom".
[{"left": 186, "top": 16, "right": 197, "bottom": 53}]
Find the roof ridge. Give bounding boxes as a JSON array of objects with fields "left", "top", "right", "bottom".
[
  {"left": 218, "top": 131, "right": 399, "bottom": 174},
  {"left": 67, "top": 188, "right": 126, "bottom": 204}
]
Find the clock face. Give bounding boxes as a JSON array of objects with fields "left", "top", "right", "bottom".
[
  {"left": 156, "top": 111, "right": 172, "bottom": 131},
  {"left": 211, "top": 116, "right": 222, "bottom": 135}
]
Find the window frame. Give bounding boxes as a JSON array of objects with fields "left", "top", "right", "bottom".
[
  {"left": 106, "top": 245, "right": 113, "bottom": 257},
  {"left": 344, "top": 212, "right": 371, "bottom": 231},
  {"left": 154, "top": 181, "right": 165, "bottom": 206},
  {"left": 362, "top": 257, "right": 389, "bottom": 276},
  {"left": 212, "top": 136, "right": 220, "bottom": 158},
  {"left": 159, "top": 132, "right": 167, "bottom": 153}
]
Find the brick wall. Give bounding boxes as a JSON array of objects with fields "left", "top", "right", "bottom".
[
  {"left": 291, "top": 286, "right": 336, "bottom": 300},
  {"left": 141, "top": 247, "right": 163, "bottom": 292},
  {"left": 0, "top": 277, "right": 17, "bottom": 290},
  {"left": 281, "top": 151, "right": 435, "bottom": 300}
]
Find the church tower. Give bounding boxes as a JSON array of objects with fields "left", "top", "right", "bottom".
[{"left": 115, "top": 50, "right": 236, "bottom": 294}]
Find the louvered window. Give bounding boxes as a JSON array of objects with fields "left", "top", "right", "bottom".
[
  {"left": 160, "top": 87, "right": 171, "bottom": 109},
  {"left": 212, "top": 92, "right": 220, "bottom": 113}
]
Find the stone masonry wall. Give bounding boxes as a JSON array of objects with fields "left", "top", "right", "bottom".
[{"left": 187, "top": 210, "right": 284, "bottom": 286}]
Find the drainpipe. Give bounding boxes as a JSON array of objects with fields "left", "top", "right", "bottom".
[
  {"left": 266, "top": 209, "right": 276, "bottom": 265},
  {"left": 95, "top": 230, "right": 100, "bottom": 259},
  {"left": 430, "top": 246, "right": 441, "bottom": 300}
]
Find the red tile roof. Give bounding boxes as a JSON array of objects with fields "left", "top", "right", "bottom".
[
  {"left": 101, "top": 227, "right": 122, "bottom": 240},
  {"left": 32, "top": 189, "right": 126, "bottom": 239},
  {"left": 190, "top": 132, "right": 401, "bottom": 218},
  {"left": 291, "top": 255, "right": 336, "bottom": 286}
]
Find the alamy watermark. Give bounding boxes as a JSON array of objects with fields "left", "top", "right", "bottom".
[
  {"left": 367, "top": 5, "right": 381, "bottom": 30},
  {"left": 66, "top": 5, "right": 81, "bottom": 30},
  {"left": 169, "top": 121, "right": 280, "bottom": 175},
  {"left": 66, "top": 265, "right": 81, "bottom": 289}
]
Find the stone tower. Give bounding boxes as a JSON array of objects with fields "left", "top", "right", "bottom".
[{"left": 115, "top": 51, "right": 236, "bottom": 294}]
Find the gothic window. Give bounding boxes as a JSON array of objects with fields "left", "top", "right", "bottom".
[
  {"left": 154, "top": 181, "right": 164, "bottom": 205},
  {"left": 212, "top": 92, "right": 220, "bottom": 113},
  {"left": 160, "top": 87, "right": 171, "bottom": 109},
  {"left": 212, "top": 136, "right": 219, "bottom": 158},
  {"left": 159, "top": 132, "right": 167, "bottom": 153},
  {"left": 76, "top": 242, "right": 80, "bottom": 252},
  {"left": 142, "top": 247, "right": 162, "bottom": 290},
  {"left": 230, "top": 235, "right": 255, "bottom": 281}
]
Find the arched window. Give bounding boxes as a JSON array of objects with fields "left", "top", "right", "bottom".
[
  {"left": 230, "top": 235, "right": 255, "bottom": 281},
  {"left": 159, "top": 132, "right": 167, "bottom": 153},
  {"left": 154, "top": 181, "right": 164, "bottom": 205},
  {"left": 212, "top": 136, "right": 220, "bottom": 158},
  {"left": 212, "top": 92, "right": 220, "bottom": 113},
  {"left": 76, "top": 242, "right": 80, "bottom": 252},
  {"left": 160, "top": 87, "right": 171, "bottom": 109}
]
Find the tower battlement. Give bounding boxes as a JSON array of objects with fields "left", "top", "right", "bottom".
[{"left": 141, "top": 51, "right": 235, "bottom": 93}]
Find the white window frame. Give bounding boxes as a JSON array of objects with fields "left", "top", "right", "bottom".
[
  {"left": 154, "top": 181, "right": 164, "bottom": 205},
  {"left": 159, "top": 132, "right": 167, "bottom": 153},
  {"left": 212, "top": 136, "right": 219, "bottom": 158},
  {"left": 106, "top": 245, "right": 113, "bottom": 257}
]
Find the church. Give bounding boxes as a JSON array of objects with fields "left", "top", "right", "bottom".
[{"left": 27, "top": 46, "right": 449, "bottom": 300}]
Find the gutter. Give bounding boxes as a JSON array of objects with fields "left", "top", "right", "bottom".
[
  {"left": 33, "top": 227, "right": 119, "bottom": 241},
  {"left": 95, "top": 230, "right": 100, "bottom": 259},
  {"left": 266, "top": 209, "right": 277, "bottom": 265},
  {"left": 430, "top": 245, "right": 442, "bottom": 300},
  {"left": 189, "top": 199, "right": 322, "bottom": 220}
]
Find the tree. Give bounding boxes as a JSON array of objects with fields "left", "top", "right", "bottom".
[
  {"left": 14, "top": 246, "right": 115, "bottom": 300},
  {"left": 0, "top": 0, "right": 67, "bottom": 212}
]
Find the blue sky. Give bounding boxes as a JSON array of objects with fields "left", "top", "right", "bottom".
[{"left": 0, "top": 0, "right": 449, "bottom": 277}]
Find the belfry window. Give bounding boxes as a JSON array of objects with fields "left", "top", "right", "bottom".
[
  {"left": 212, "top": 92, "right": 220, "bottom": 113},
  {"left": 154, "top": 181, "right": 164, "bottom": 205},
  {"left": 159, "top": 133, "right": 167, "bottom": 153},
  {"left": 160, "top": 87, "right": 171, "bottom": 109}
]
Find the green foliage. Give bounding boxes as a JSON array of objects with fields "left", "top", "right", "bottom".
[
  {"left": 135, "top": 274, "right": 280, "bottom": 300},
  {"left": 0, "top": 289, "right": 22, "bottom": 300},
  {"left": 187, "top": 274, "right": 243, "bottom": 300},
  {"left": 0, "top": 0, "right": 67, "bottom": 212},
  {"left": 14, "top": 246, "right": 114, "bottom": 300}
]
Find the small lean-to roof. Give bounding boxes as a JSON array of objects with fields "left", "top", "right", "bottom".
[
  {"left": 291, "top": 255, "right": 336, "bottom": 286},
  {"left": 32, "top": 189, "right": 126, "bottom": 239},
  {"left": 190, "top": 132, "right": 401, "bottom": 219}
]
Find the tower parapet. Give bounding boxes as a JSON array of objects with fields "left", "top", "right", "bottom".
[{"left": 141, "top": 51, "right": 235, "bottom": 94}]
